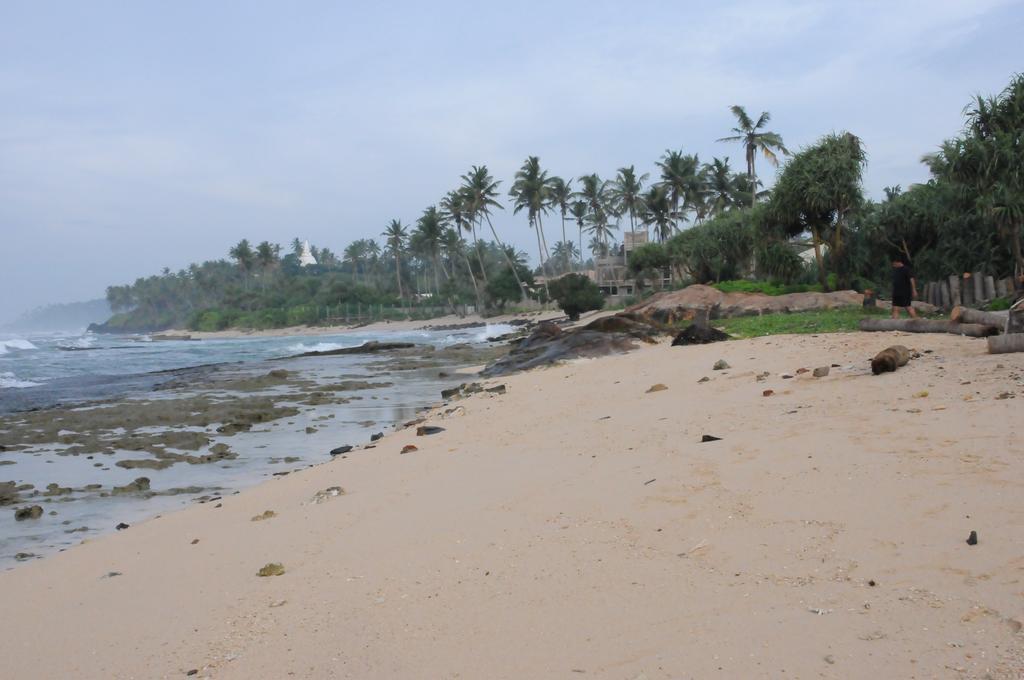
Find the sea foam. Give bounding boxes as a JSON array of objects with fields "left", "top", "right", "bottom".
[
  {"left": 0, "top": 371, "right": 41, "bottom": 389},
  {"left": 0, "top": 339, "right": 38, "bottom": 355}
]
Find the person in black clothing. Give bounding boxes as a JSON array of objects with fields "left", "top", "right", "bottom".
[{"left": 891, "top": 256, "right": 918, "bottom": 318}]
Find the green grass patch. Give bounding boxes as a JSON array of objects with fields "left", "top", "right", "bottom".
[
  {"left": 712, "top": 280, "right": 824, "bottom": 296},
  {"left": 712, "top": 306, "right": 889, "bottom": 338}
]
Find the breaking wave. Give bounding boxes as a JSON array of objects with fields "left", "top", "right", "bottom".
[
  {"left": 0, "top": 371, "right": 41, "bottom": 389},
  {"left": 0, "top": 339, "right": 38, "bottom": 355}
]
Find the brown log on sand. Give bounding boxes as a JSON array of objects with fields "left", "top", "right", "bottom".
[
  {"left": 949, "top": 306, "right": 1009, "bottom": 329},
  {"left": 858, "top": 318, "right": 999, "bottom": 337},
  {"left": 973, "top": 271, "right": 985, "bottom": 303},
  {"left": 948, "top": 275, "right": 961, "bottom": 307},
  {"left": 984, "top": 275, "right": 997, "bottom": 301},
  {"left": 987, "top": 334, "right": 1024, "bottom": 354}
]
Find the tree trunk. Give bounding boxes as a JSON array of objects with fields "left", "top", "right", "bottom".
[
  {"left": 859, "top": 318, "right": 999, "bottom": 337},
  {"left": 485, "top": 214, "right": 527, "bottom": 302},
  {"left": 950, "top": 306, "right": 1008, "bottom": 328},
  {"left": 939, "top": 281, "right": 951, "bottom": 310},
  {"left": 984, "top": 275, "right": 997, "bottom": 301},
  {"left": 962, "top": 274, "right": 975, "bottom": 306},
  {"left": 470, "top": 221, "right": 488, "bottom": 284},
  {"left": 537, "top": 213, "right": 553, "bottom": 282},
  {"left": 973, "top": 271, "right": 984, "bottom": 303},
  {"left": 395, "top": 253, "right": 403, "bottom": 301},
  {"left": 561, "top": 213, "right": 571, "bottom": 273},
  {"left": 810, "top": 225, "right": 828, "bottom": 290},
  {"left": 532, "top": 218, "right": 549, "bottom": 299},
  {"left": 987, "top": 333, "right": 1024, "bottom": 354},
  {"left": 948, "top": 275, "right": 961, "bottom": 307}
]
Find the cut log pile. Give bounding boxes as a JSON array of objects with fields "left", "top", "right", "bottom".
[
  {"left": 858, "top": 318, "right": 999, "bottom": 337},
  {"left": 860, "top": 297, "right": 1024, "bottom": 354},
  {"left": 987, "top": 299, "right": 1024, "bottom": 355}
]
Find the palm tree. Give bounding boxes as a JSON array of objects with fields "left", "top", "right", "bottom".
[
  {"left": 414, "top": 206, "right": 447, "bottom": 297},
  {"left": 547, "top": 176, "right": 574, "bottom": 272},
  {"left": 343, "top": 241, "right": 365, "bottom": 285},
  {"left": 717, "top": 105, "right": 789, "bottom": 206},
  {"left": 383, "top": 219, "right": 408, "bottom": 300},
  {"left": 610, "top": 166, "right": 649, "bottom": 237},
  {"left": 550, "top": 241, "right": 580, "bottom": 273},
  {"left": 642, "top": 185, "right": 673, "bottom": 242},
  {"left": 656, "top": 150, "right": 701, "bottom": 229},
  {"left": 461, "top": 165, "right": 526, "bottom": 300},
  {"left": 255, "top": 241, "right": 278, "bottom": 290},
  {"left": 576, "top": 174, "right": 617, "bottom": 252},
  {"left": 229, "top": 239, "right": 254, "bottom": 288},
  {"left": 570, "top": 200, "right": 588, "bottom": 268},
  {"left": 510, "top": 156, "right": 554, "bottom": 294},
  {"left": 705, "top": 157, "right": 739, "bottom": 216},
  {"left": 440, "top": 190, "right": 483, "bottom": 309}
]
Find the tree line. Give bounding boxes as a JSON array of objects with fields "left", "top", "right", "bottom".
[{"left": 103, "top": 73, "right": 1023, "bottom": 331}]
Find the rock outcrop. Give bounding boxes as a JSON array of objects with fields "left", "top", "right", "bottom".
[
  {"left": 627, "top": 285, "right": 866, "bottom": 324},
  {"left": 481, "top": 314, "right": 667, "bottom": 377}
]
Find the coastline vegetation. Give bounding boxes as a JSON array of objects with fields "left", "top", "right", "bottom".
[{"left": 99, "top": 74, "right": 1023, "bottom": 332}]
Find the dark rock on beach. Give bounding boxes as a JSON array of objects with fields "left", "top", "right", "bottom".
[
  {"left": 330, "top": 445, "right": 354, "bottom": 456},
  {"left": 285, "top": 341, "right": 416, "bottom": 358},
  {"left": 672, "top": 325, "right": 730, "bottom": 346},
  {"left": 481, "top": 314, "right": 668, "bottom": 377},
  {"left": 14, "top": 505, "right": 43, "bottom": 521},
  {"left": 416, "top": 426, "right": 445, "bottom": 436}
]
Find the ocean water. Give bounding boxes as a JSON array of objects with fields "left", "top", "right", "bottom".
[{"left": 0, "top": 323, "right": 514, "bottom": 567}]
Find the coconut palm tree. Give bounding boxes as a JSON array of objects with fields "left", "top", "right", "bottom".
[
  {"left": 461, "top": 165, "right": 526, "bottom": 300},
  {"left": 610, "top": 166, "right": 649, "bottom": 237},
  {"left": 717, "top": 106, "right": 789, "bottom": 206},
  {"left": 229, "top": 239, "right": 254, "bottom": 288},
  {"left": 550, "top": 241, "right": 580, "bottom": 273},
  {"left": 439, "top": 190, "right": 484, "bottom": 308},
  {"left": 547, "top": 176, "right": 574, "bottom": 272},
  {"left": 510, "top": 156, "right": 554, "bottom": 294},
  {"left": 641, "top": 185, "right": 674, "bottom": 242},
  {"left": 704, "top": 157, "right": 740, "bottom": 216},
  {"left": 576, "top": 174, "right": 617, "bottom": 252},
  {"left": 656, "top": 150, "right": 702, "bottom": 229},
  {"left": 414, "top": 206, "right": 447, "bottom": 296},
  {"left": 382, "top": 219, "right": 408, "bottom": 300}
]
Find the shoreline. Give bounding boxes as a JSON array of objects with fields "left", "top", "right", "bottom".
[
  {"left": 154, "top": 310, "right": 570, "bottom": 340},
  {"left": 1, "top": 332, "right": 1021, "bottom": 677}
]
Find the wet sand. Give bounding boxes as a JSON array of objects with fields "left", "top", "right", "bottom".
[{"left": 0, "top": 332, "right": 1021, "bottom": 678}]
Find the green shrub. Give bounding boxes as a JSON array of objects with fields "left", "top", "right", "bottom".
[
  {"left": 986, "top": 297, "right": 1012, "bottom": 311},
  {"left": 548, "top": 273, "right": 605, "bottom": 320}
]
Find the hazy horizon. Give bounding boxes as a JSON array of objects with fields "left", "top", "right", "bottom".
[{"left": 2, "top": 0, "right": 1022, "bottom": 323}]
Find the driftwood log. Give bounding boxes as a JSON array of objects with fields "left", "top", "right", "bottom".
[
  {"left": 871, "top": 345, "right": 911, "bottom": 375},
  {"left": 950, "top": 306, "right": 1009, "bottom": 329},
  {"left": 987, "top": 334, "right": 1024, "bottom": 354},
  {"left": 859, "top": 318, "right": 999, "bottom": 337}
]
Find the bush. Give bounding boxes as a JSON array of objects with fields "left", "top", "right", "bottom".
[
  {"left": 486, "top": 266, "right": 535, "bottom": 307},
  {"left": 548, "top": 273, "right": 605, "bottom": 320}
]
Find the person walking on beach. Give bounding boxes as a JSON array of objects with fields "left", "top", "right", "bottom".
[{"left": 891, "top": 256, "right": 917, "bottom": 318}]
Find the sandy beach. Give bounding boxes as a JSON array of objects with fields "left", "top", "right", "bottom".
[{"left": 1, "top": 331, "right": 1022, "bottom": 678}]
